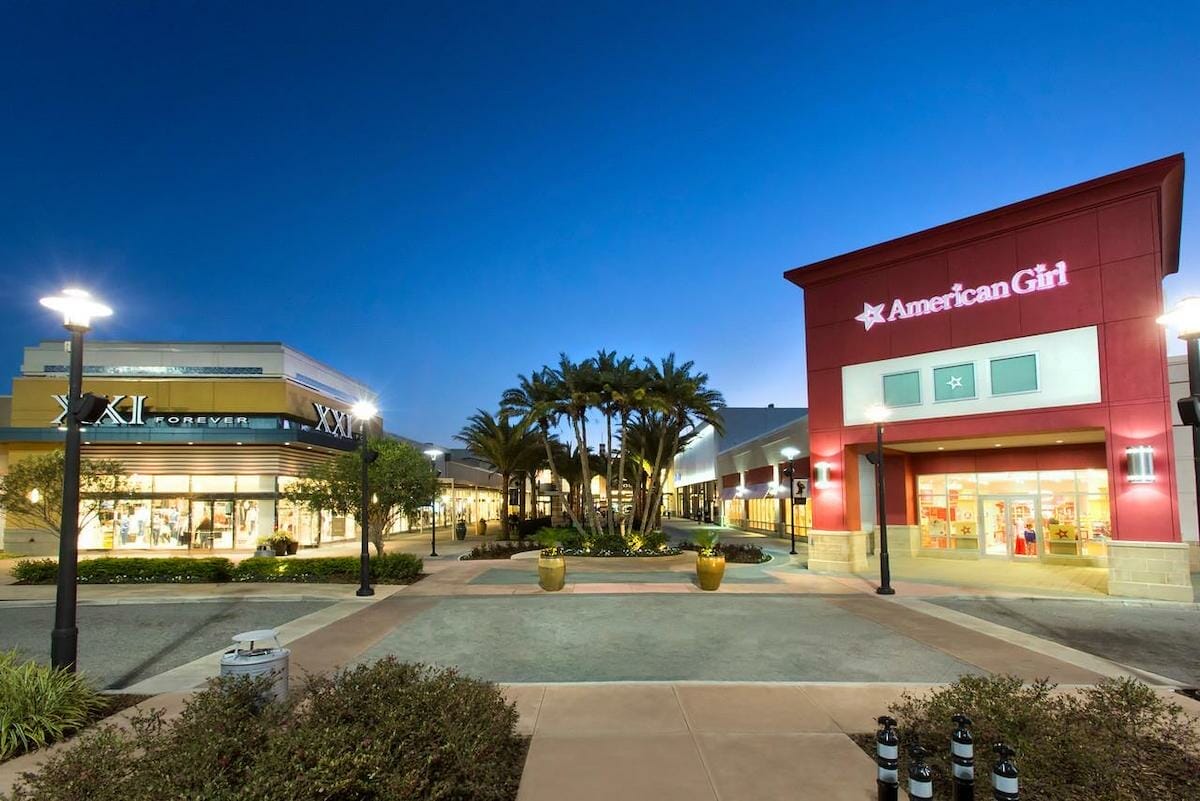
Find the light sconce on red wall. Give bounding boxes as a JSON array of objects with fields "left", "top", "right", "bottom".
[
  {"left": 1125, "top": 445, "right": 1155, "bottom": 484},
  {"left": 814, "top": 461, "right": 834, "bottom": 489}
]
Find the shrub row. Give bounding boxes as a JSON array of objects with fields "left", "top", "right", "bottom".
[
  {"left": 538, "top": 527, "right": 679, "bottom": 556},
  {"left": 1, "top": 650, "right": 107, "bottom": 762},
  {"left": 8, "top": 659, "right": 527, "bottom": 801},
  {"left": 462, "top": 542, "right": 540, "bottom": 560},
  {"left": 12, "top": 553, "right": 423, "bottom": 585}
]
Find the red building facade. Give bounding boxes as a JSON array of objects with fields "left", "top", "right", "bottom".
[{"left": 785, "top": 155, "right": 1190, "bottom": 600}]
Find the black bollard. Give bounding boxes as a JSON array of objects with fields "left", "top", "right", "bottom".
[
  {"left": 907, "top": 741, "right": 934, "bottom": 801},
  {"left": 951, "top": 714, "right": 975, "bottom": 801},
  {"left": 875, "top": 716, "right": 900, "bottom": 801},
  {"left": 991, "top": 742, "right": 1019, "bottom": 801}
]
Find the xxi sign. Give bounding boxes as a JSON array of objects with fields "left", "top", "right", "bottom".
[
  {"left": 51, "top": 394, "right": 146, "bottom": 426},
  {"left": 312, "top": 403, "right": 354, "bottom": 438}
]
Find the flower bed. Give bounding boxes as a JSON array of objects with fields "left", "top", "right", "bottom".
[
  {"left": 678, "top": 541, "right": 769, "bottom": 563},
  {"left": 11, "top": 554, "right": 422, "bottom": 585},
  {"left": 461, "top": 542, "right": 540, "bottom": 560}
]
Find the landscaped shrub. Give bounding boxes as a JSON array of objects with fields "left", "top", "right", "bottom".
[
  {"left": 462, "top": 541, "right": 540, "bottom": 560},
  {"left": 0, "top": 651, "right": 107, "bottom": 762},
  {"left": 231, "top": 554, "right": 422, "bottom": 584},
  {"left": 678, "top": 541, "right": 768, "bottom": 563},
  {"left": 858, "top": 674, "right": 1200, "bottom": 801},
  {"left": 13, "top": 554, "right": 421, "bottom": 585},
  {"left": 8, "top": 660, "right": 526, "bottom": 801}
]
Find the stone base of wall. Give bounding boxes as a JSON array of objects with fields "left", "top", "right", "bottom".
[
  {"left": 1107, "top": 540, "right": 1194, "bottom": 603},
  {"left": 884, "top": 525, "right": 921, "bottom": 558},
  {"left": 0, "top": 527, "right": 59, "bottom": 557},
  {"left": 808, "top": 529, "right": 869, "bottom": 573},
  {"left": 1188, "top": 541, "right": 1200, "bottom": 573}
]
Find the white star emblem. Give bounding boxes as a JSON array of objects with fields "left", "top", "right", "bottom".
[
  {"left": 947, "top": 375, "right": 963, "bottom": 390},
  {"left": 855, "top": 302, "right": 886, "bottom": 331}
]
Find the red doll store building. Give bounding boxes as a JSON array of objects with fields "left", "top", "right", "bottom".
[{"left": 785, "top": 155, "right": 1191, "bottom": 601}]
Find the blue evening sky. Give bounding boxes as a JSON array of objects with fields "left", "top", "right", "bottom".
[{"left": 1, "top": 2, "right": 1197, "bottom": 442}]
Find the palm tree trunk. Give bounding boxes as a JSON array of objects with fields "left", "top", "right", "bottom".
[
  {"left": 573, "top": 415, "right": 597, "bottom": 533},
  {"left": 644, "top": 429, "right": 679, "bottom": 536},
  {"left": 604, "top": 411, "right": 614, "bottom": 537},
  {"left": 500, "top": 470, "right": 511, "bottom": 540},
  {"left": 539, "top": 425, "right": 581, "bottom": 532},
  {"left": 615, "top": 411, "right": 629, "bottom": 536},
  {"left": 640, "top": 427, "right": 670, "bottom": 536}
]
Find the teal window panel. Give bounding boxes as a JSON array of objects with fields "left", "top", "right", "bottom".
[
  {"left": 882, "top": 371, "right": 921, "bottom": 407},
  {"left": 933, "top": 363, "right": 976, "bottom": 402},
  {"left": 991, "top": 354, "right": 1038, "bottom": 395}
]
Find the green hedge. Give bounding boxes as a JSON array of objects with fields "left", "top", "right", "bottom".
[{"left": 12, "top": 554, "right": 422, "bottom": 585}]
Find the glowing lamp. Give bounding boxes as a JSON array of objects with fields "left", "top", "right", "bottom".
[
  {"left": 1126, "top": 446, "right": 1155, "bottom": 484},
  {"left": 1157, "top": 297, "right": 1200, "bottom": 340},
  {"left": 39, "top": 288, "right": 113, "bottom": 331},
  {"left": 350, "top": 400, "right": 378, "bottom": 421},
  {"left": 814, "top": 462, "right": 834, "bottom": 488}
]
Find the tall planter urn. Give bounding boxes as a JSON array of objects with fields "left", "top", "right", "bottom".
[
  {"left": 475, "top": 519, "right": 488, "bottom": 536},
  {"left": 537, "top": 549, "right": 566, "bottom": 592},
  {"left": 696, "top": 553, "right": 726, "bottom": 590},
  {"left": 455, "top": 520, "right": 468, "bottom": 541}
]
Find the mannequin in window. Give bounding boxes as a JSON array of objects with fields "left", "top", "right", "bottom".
[{"left": 1022, "top": 521, "right": 1037, "bottom": 556}]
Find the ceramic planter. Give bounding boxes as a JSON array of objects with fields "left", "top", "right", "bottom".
[
  {"left": 537, "top": 553, "right": 566, "bottom": 591},
  {"left": 286, "top": 540, "right": 299, "bottom": 555},
  {"left": 475, "top": 519, "right": 488, "bottom": 536},
  {"left": 272, "top": 541, "right": 288, "bottom": 557},
  {"left": 455, "top": 521, "right": 468, "bottom": 540},
  {"left": 696, "top": 553, "right": 726, "bottom": 591}
]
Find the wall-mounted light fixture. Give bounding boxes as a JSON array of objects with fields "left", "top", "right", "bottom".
[
  {"left": 1126, "top": 445, "right": 1155, "bottom": 484},
  {"left": 768, "top": 481, "right": 779, "bottom": 495},
  {"left": 814, "top": 462, "right": 833, "bottom": 488},
  {"left": 735, "top": 485, "right": 746, "bottom": 497}
]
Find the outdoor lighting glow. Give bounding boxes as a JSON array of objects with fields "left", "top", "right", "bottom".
[
  {"left": 423, "top": 446, "right": 444, "bottom": 459},
  {"left": 781, "top": 446, "right": 800, "bottom": 460},
  {"left": 735, "top": 485, "right": 746, "bottom": 496},
  {"left": 1126, "top": 445, "right": 1155, "bottom": 484},
  {"left": 814, "top": 462, "right": 833, "bottom": 488},
  {"left": 1157, "top": 297, "right": 1200, "bottom": 340},
  {"left": 39, "top": 288, "right": 113, "bottom": 330},
  {"left": 28, "top": 488, "right": 41, "bottom": 504},
  {"left": 864, "top": 403, "right": 891, "bottom": 424},
  {"left": 350, "top": 400, "right": 378, "bottom": 421}
]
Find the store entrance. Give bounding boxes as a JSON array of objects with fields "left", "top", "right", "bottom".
[
  {"left": 190, "top": 500, "right": 235, "bottom": 550},
  {"left": 980, "top": 496, "right": 1038, "bottom": 559}
]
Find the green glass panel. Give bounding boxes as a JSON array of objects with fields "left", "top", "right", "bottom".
[
  {"left": 882, "top": 371, "right": 921, "bottom": 406},
  {"left": 933, "top": 363, "right": 975, "bottom": 402},
  {"left": 990, "top": 354, "right": 1038, "bottom": 395}
]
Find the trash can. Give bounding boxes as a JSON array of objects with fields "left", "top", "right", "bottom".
[{"left": 219, "top": 629, "right": 290, "bottom": 702}]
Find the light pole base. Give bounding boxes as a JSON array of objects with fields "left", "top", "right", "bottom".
[
  {"left": 875, "top": 586, "right": 896, "bottom": 596},
  {"left": 355, "top": 587, "right": 375, "bottom": 597},
  {"left": 429, "top": 550, "right": 438, "bottom": 557}
]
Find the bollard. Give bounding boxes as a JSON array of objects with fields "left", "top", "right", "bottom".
[
  {"left": 951, "top": 713, "right": 975, "bottom": 801},
  {"left": 907, "top": 741, "right": 934, "bottom": 801},
  {"left": 875, "top": 716, "right": 900, "bottom": 801},
  {"left": 991, "top": 742, "right": 1019, "bottom": 801}
]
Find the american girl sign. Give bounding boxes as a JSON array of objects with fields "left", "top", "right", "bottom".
[{"left": 854, "top": 261, "right": 1069, "bottom": 331}]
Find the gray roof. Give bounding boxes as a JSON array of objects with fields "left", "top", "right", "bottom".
[{"left": 715, "top": 407, "right": 808, "bottom": 451}]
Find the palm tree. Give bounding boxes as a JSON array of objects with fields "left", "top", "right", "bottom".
[
  {"left": 455, "top": 410, "right": 544, "bottom": 539},
  {"left": 638, "top": 355, "right": 725, "bottom": 535},
  {"left": 500, "top": 369, "right": 580, "bottom": 530},
  {"left": 546, "top": 353, "right": 603, "bottom": 533}
]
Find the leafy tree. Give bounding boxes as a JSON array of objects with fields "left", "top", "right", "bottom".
[
  {"left": 0, "top": 450, "right": 130, "bottom": 540},
  {"left": 281, "top": 437, "right": 438, "bottom": 556},
  {"left": 501, "top": 369, "right": 577, "bottom": 529},
  {"left": 455, "top": 411, "right": 543, "bottom": 538}
]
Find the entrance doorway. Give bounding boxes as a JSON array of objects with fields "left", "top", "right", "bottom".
[
  {"left": 190, "top": 500, "right": 235, "bottom": 549},
  {"left": 980, "top": 496, "right": 1038, "bottom": 558}
]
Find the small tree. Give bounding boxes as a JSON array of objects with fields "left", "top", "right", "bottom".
[
  {"left": 281, "top": 437, "right": 439, "bottom": 556},
  {"left": 0, "top": 450, "right": 130, "bottom": 541}
]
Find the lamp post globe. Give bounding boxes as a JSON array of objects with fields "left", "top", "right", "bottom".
[
  {"left": 864, "top": 404, "right": 895, "bottom": 595},
  {"left": 351, "top": 400, "right": 378, "bottom": 597},
  {"left": 781, "top": 446, "right": 801, "bottom": 554},
  {"left": 39, "top": 288, "right": 112, "bottom": 671},
  {"left": 1158, "top": 298, "right": 1200, "bottom": 545},
  {"left": 423, "top": 446, "right": 444, "bottom": 557}
]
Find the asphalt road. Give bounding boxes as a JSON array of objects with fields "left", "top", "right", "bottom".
[
  {"left": 1, "top": 599, "right": 332, "bottom": 689},
  {"left": 931, "top": 597, "right": 1200, "bottom": 686}
]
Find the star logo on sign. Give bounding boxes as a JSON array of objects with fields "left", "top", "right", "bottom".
[
  {"left": 855, "top": 302, "right": 886, "bottom": 331},
  {"left": 947, "top": 375, "right": 964, "bottom": 389}
]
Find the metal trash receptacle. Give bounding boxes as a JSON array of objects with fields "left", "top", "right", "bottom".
[{"left": 219, "top": 629, "right": 290, "bottom": 702}]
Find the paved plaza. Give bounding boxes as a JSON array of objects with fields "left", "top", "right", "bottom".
[{"left": 2, "top": 526, "right": 1198, "bottom": 799}]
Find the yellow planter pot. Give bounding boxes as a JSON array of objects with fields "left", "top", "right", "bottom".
[
  {"left": 475, "top": 519, "right": 488, "bottom": 536},
  {"left": 538, "top": 553, "right": 566, "bottom": 592},
  {"left": 696, "top": 554, "right": 726, "bottom": 591}
]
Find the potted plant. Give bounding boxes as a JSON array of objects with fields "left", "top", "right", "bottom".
[
  {"left": 268, "top": 531, "right": 292, "bottom": 557},
  {"left": 454, "top": 517, "right": 468, "bottom": 541},
  {"left": 693, "top": 530, "right": 725, "bottom": 591},
  {"left": 475, "top": 518, "right": 488, "bottom": 536},
  {"left": 254, "top": 536, "right": 275, "bottom": 558},
  {"left": 535, "top": 530, "right": 566, "bottom": 592},
  {"left": 285, "top": 535, "right": 299, "bottom": 555}
]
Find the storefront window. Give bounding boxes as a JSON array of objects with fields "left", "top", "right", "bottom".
[
  {"left": 191, "top": 475, "right": 236, "bottom": 494},
  {"left": 746, "top": 496, "right": 777, "bottom": 531},
  {"left": 153, "top": 475, "right": 190, "bottom": 493}
]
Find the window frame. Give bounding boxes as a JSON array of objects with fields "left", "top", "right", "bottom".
[
  {"left": 932, "top": 361, "right": 978, "bottom": 403},
  {"left": 989, "top": 352, "right": 1041, "bottom": 397},
  {"left": 881, "top": 369, "right": 923, "bottom": 408}
]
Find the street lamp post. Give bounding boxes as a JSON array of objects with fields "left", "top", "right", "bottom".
[
  {"left": 865, "top": 403, "right": 895, "bottom": 596},
  {"left": 781, "top": 446, "right": 801, "bottom": 555},
  {"left": 39, "top": 288, "right": 112, "bottom": 671},
  {"left": 423, "top": 446, "right": 443, "bottom": 557},
  {"left": 1158, "top": 298, "right": 1200, "bottom": 538},
  {"left": 350, "top": 401, "right": 379, "bottom": 598}
]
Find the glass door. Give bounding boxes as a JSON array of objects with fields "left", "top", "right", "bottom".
[
  {"left": 980, "top": 496, "right": 1039, "bottom": 558},
  {"left": 190, "top": 500, "right": 235, "bottom": 550}
]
